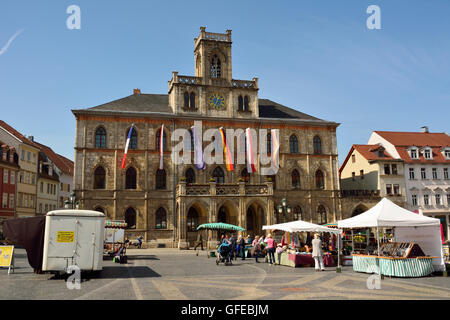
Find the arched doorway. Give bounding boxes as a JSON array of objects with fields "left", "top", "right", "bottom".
[
  {"left": 186, "top": 203, "right": 208, "bottom": 247},
  {"left": 218, "top": 206, "right": 227, "bottom": 223},
  {"left": 246, "top": 202, "right": 265, "bottom": 238},
  {"left": 352, "top": 204, "right": 368, "bottom": 217}
]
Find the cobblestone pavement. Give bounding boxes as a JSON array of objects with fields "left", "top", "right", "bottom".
[{"left": 1, "top": 248, "right": 449, "bottom": 300}]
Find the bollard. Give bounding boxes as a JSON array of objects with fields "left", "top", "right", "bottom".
[{"left": 336, "top": 266, "right": 342, "bottom": 273}]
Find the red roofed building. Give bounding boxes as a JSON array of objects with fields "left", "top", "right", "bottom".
[
  {"left": 339, "top": 144, "right": 406, "bottom": 208},
  {"left": 368, "top": 128, "right": 450, "bottom": 241},
  {"left": 0, "top": 142, "right": 19, "bottom": 231}
]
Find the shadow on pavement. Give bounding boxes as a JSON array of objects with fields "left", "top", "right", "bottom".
[
  {"left": 93, "top": 266, "right": 161, "bottom": 279},
  {"left": 126, "top": 255, "right": 160, "bottom": 261}
]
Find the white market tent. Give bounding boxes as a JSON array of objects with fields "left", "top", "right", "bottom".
[
  {"left": 338, "top": 197, "right": 440, "bottom": 228},
  {"left": 263, "top": 219, "right": 342, "bottom": 270},
  {"left": 263, "top": 220, "right": 340, "bottom": 233},
  {"left": 338, "top": 197, "right": 444, "bottom": 271}
]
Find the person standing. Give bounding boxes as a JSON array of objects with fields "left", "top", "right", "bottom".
[
  {"left": 238, "top": 235, "right": 246, "bottom": 260},
  {"left": 194, "top": 232, "right": 204, "bottom": 251},
  {"left": 312, "top": 233, "right": 325, "bottom": 271},
  {"left": 266, "top": 234, "right": 276, "bottom": 265},
  {"left": 252, "top": 236, "right": 261, "bottom": 263},
  {"left": 229, "top": 234, "right": 237, "bottom": 260}
]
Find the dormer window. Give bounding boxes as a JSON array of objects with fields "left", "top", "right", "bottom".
[
  {"left": 423, "top": 147, "right": 433, "bottom": 160},
  {"left": 409, "top": 147, "right": 418, "bottom": 159},
  {"left": 442, "top": 147, "right": 450, "bottom": 160}
]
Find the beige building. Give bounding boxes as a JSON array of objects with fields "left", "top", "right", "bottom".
[
  {"left": 72, "top": 27, "right": 341, "bottom": 248},
  {"left": 36, "top": 152, "right": 59, "bottom": 215},
  {"left": 0, "top": 121, "right": 40, "bottom": 217},
  {"left": 339, "top": 144, "right": 407, "bottom": 212}
]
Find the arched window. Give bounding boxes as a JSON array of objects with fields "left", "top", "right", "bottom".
[
  {"left": 289, "top": 135, "right": 299, "bottom": 154},
  {"left": 95, "top": 127, "right": 107, "bottom": 148},
  {"left": 156, "top": 169, "right": 166, "bottom": 189},
  {"left": 126, "top": 127, "right": 137, "bottom": 150},
  {"left": 125, "top": 207, "right": 136, "bottom": 229},
  {"left": 241, "top": 168, "right": 250, "bottom": 184},
  {"left": 212, "top": 167, "right": 225, "bottom": 184},
  {"left": 211, "top": 54, "right": 221, "bottom": 78},
  {"left": 266, "top": 132, "right": 272, "bottom": 154},
  {"left": 315, "top": 170, "right": 324, "bottom": 189},
  {"left": 189, "top": 92, "right": 196, "bottom": 109},
  {"left": 187, "top": 207, "right": 198, "bottom": 231},
  {"left": 125, "top": 167, "right": 137, "bottom": 189},
  {"left": 238, "top": 96, "right": 243, "bottom": 111},
  {"left": 313, "top": 136, "right": 322, "bottom": 154},
  {"left": 291, "top": 169, "right": 300, "bottom": 189},
  {"left": 184, "top": 92, "right": 189, "bottom": 108},
  {"left": 244, "top": 96, "right": 249, "bottom": 111},
  {"left": 94, "top": 166, "right": 106, "bottom": 189},
  {"left": 317, "top": 205, "right": 327, "bottom": 225},
  {"left": 156, "top": 128, "right": 167, "bottom": 151},
  {"left": 155, "top": 207, "right": 167, "bottom": 229},
  {"left": 293, "top": 206, "right": 303, "bottom": 221},
  {"left": 185, "top": 168, "right": 195, "bottom": 184}
]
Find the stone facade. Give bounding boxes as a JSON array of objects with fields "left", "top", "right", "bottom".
[{"left": 72, "top": 27, "right": 343, "bottom": 248}]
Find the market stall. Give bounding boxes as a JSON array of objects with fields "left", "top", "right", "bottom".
[
  {"left": 104, "top": 220, "right": 128, "bottom": 263},
  {"left": 263, "top": 220, "right": 341, "bottom": 269},
  {"left": 338, "top": 198, "right": 444, "bottom": 277},
  {"left": 196, "top": 222, "right": 245, "bottom": 257}
]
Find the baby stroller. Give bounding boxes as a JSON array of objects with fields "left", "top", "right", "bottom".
[{"left": 216, "top": 243, "right": 232, "bottom": 265}]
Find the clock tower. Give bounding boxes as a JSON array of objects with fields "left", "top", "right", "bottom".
[{"left": 168, "top": 27, "right": 259, "bottom": 118}]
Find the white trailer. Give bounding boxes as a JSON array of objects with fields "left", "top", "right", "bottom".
[{"left": 42, "top": 210, "right": 105, "bottom": 273}]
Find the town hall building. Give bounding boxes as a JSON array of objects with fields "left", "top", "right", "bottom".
[{"left": 72, "top": 27, "right": 341, "bottom": 248}]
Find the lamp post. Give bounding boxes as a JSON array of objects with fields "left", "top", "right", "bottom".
[
  {"left": 64, "top": 191, "right": 79, "bottom": 209},
  {"left": 277, "top": 198, "right": 291, "bottom": 223}
]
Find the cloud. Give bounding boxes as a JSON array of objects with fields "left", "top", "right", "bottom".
[{"left": 0, "top": 29, "right": 24, "bottom": 56}]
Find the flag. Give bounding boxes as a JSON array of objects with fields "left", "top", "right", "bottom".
[
  {"left": 121, "top": 123, "right": 134, "bottom": 169},
  {"left": 271, "top": 129, "right": 280, "bottom": 169},
  {"left": 159, "top": 124, "right": 164, "bottom": 170},
  {"left": 219, "top": 127, "right": 234, "bottom": 171},
  {"left": 192, "top": 125, "right": 205, "bottom": 170},
  {"left": 245, "top": 128, "right": 256, "bottom": 173}
]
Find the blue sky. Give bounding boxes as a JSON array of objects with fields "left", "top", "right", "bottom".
[{"left": 1, "top": 1, "right": 449, "bottom": 164}]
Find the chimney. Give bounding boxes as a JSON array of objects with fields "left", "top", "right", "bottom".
[
  {"left": 28, "top": 135, "right": 34, "bottom": 141},
  {"left": 133, "top": 88, "right": 141, "bottom": 95},
  {"left": 421, "top": 126, "right": 429, "bottom": 133}
]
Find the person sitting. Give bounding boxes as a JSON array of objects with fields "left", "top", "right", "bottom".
[{"left": 305, "top": 244, "right": 312, "bottom": 253}]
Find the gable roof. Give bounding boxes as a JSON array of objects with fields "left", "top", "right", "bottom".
[
  {"left": 0, "top": 120, "right": 40, "bottom": 149},
  {"left": 72, "top": 93, "right": 336, "bottom": 125},
  {"left": 339, "top": 144, "right": 397, "bottom": 174},
  {"left": 374, "top": 131, "right": 450, "bottom": 164},
  {"left": 33, "top": 141, "right": 73, "bottom": 175}
]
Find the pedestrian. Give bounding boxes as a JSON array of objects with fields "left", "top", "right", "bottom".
[
  {"left": 137, "top": 235, "right": 143, "bottom": 249},
  {"left": 312, "top": 233, "right": 325, "bottom": 271},
  {"left": 252, "top": 236, "right": 261, "bottom": 263},
  {"left": 238, "top": 235, "right": 246, "bottom": 260},
  {"left": 265, "top": 234, "right": 276, "bottom": 265},
  {"left": 194, "top": 232, "right": 204, "bottom": 251},
  {"left": 229, "top": 234, "right": 237, "bottom": 260}
]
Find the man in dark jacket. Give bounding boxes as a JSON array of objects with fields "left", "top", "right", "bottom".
[
  {"left": 229, "top": 234, "right": 237, "bottom": 260},
  {"left": 238, "top": 235, "right": 246, "bottom": 260}
]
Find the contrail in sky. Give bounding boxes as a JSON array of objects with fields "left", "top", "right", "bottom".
[{"left": 0, "top": 29, "right": 24, "bottom": 56}]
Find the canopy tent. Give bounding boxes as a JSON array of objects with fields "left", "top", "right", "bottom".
[
  {"left": 263, "top": 220, "right": 340, "bottom": 234},
  {"left": 105, "top": 220, "right": 128, "bottom": 228},
  {"left": 196, "top": 222, "right": 245, "bottom": 232},
  {"left": 338, "top": 197, "right": 444, "bottom": 272},
  {"left": 338, "top": 197, "right": 440, "bottom": 228}
]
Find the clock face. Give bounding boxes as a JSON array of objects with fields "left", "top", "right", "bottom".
[{"left": 208, "top": 93, "right": 225, "bottom": 110}]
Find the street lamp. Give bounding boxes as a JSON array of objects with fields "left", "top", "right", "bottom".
[
  {"left": 65, "top": 191, "right": 79, "bottom": 209},
  {"left": 277, "top": 198, "right": 291, "bottom": 223}
]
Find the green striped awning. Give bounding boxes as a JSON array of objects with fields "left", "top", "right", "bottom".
[
  {"left": 105, "top": 220, "right": 128, "bottom": 228},
  {"left": 196, "top": 222, "right": 245, "bottom": 232}
]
